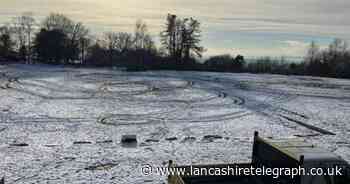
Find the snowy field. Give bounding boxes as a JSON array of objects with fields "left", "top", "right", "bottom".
[{"left": 0, "top": 64, "right": 350, "bottom": 184}]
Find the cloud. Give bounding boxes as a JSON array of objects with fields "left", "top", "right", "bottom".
[{"left": 280, "top": 40, "right": 309, "bottom": 57}]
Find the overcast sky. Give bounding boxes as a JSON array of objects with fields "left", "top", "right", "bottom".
[{"left": 1, "top": 0, "right": 349, "bottom": 58}]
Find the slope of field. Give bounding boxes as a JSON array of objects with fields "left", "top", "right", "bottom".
[{"left": 0, "top": 64, "right": 349, "bottom": 184}]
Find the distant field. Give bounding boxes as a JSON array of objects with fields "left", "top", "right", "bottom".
[{"left": 1, "top": 64, "right": 349, "bottom": 184}]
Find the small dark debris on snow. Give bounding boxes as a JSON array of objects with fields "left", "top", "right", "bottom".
[
  {"left": 202, "top": 135, "right": 223, "bottom": 142},
  {"left": 139, "top": 142, "right": 150, "bottom": 147},
  {"left": 165, "top": 137, "right": 178, "bottom": 141},
  {"left": 10, "top": 143, "right": 29, "bottom": 147},
  {"left": 73, "top": 141, "right": 92, "bottom": 145},
  {"left": 97, "top": 140, "right": 113, "bottom": 144},
  {"left": 64, "top": 157, "right": 76, "bottom": 161},
  {"left": 145, "top": 139, "right": 159, "bottom": 143},
  {"left": 85, "top": 163, "right": 118, "bottom": 171},
  {"left": 203, "top": 135, "right": 223, "bottom": 139},
  {"left": 45, "top": 144, "right": 58, "bottom": 147},
  {"left": 181, "top": 136, "right": 196, "bottom": 143}
]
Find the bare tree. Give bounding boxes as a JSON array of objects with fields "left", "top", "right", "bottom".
[
  {"left": 11, "top": 19, "right": 26, "bottom": 52},
  {"left": 103, "top": 32, "right": 119, "bottom": 64},
  {"left": 305, "top": 41, "right": 320, "bottom": 64},
  {"left": 134, "top": 20, "right": 147, "bottom": 49},
  {"left": 69, "top": 22, "right": 89, "bottom": 63},
  {"left": 42, "top": 13, "right": 73, "bottom": 33},
  {"left": 160, "top": 14, "right": 177, "bottom": 58},
  {"left": 182, "top": 18, "right": 205, "bottom": 60},
  {"left": 160, "top": 14, "right": 204, "bottom": 63},
  {"left": 143, "top": 34, "right": 156, "bottom": 52},
  {"left": 12, "top": 13, "right": 36, "bottom": 63},
  {"left": 115, "top": 32, "right": 134, "bottom": 53},
  {"left": 134, "top": 20, "right": 155, "bottom": 51},
  {"left": 328, "top": 38, "right": 348, "bottom": 60},
  {"left": 12, "top": 12, "right": 36, "bottom": 64},
  {"left": 79, "top": 36, "right": 91, "bottom": 64}
]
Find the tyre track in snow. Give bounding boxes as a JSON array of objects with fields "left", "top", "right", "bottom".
[
  {"left": 166, "top": 72, "right": 339, "bottom": 136},
  {"left": 3, "top": 69, "right": 337, "bottom": 136}
]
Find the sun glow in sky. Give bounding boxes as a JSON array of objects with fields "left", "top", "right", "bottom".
[{"left": 1, "top": 0, "right": 350, "bottom": 58}]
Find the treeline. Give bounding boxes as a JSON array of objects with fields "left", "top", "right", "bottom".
[
  {"left": 0, "top": 12, "right": 206, "bottom": 70},
  {"left": 1, "top": 13, "right": 350, "bottom": 79},
  {"left": 240, "top": 39, "right": 350, "bottom": 78}
]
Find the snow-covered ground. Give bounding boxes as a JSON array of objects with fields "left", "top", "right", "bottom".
[{"left": 0, "top": 64, "right": 349, "bottom": 183}]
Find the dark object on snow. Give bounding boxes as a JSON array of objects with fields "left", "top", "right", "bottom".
[
  {"left": 45, "top": 144, "right": 58, "bottom": 147},
  {"left": 73, "top": 141, "right": 92, "bottom": 145},
  {"left": 121, "top": 135, "right": 137, "bottom": 148},
  {"left": 0, "top": 177, "right": 4, "bottom": 184},
  {"left": 181, "top": 136, "right": 196, "bottom": 143},
  {"left": 9, "top": 143, "right": 28, "bottom": 147},
  {"left": 165, "top": 137, "right": 178, "bottom": 141},
  {"left": 145, "top": 139, "right": 159, "bottom": 143},
  {"left": 202, "top": 135, "right": 223, "bottom": 142},
  {"left": 97, "top": 140, "right": 113, "bottom": 144},
  {"left": 85, "top": 163, "right": 118, "bottom": 171},
  {"left": 121, "top": 135, "right": 137, "bottom": 144},
  {"left": 203, "top": 135, "right": 223, "bottom": 139}
]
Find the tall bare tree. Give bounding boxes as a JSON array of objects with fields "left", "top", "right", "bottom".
[
  {"left": 79, "top": 36, "right": 91, "bottom": 64},
  {"left": 160, "top": 14, "right": 204, "bottom": 63},
  {"left": 42, "top": 13, "right": 73, "bottom": 33},
  {"left": 305, "top": 41, "right": 320, "bottom": 64},
  {"left": 328, "top": 38, "right": 348, "bottom": 60},
  {"left": 134, "top": 20, "right": 155, "bottom": 51},
  {"left": 160, "top": 14, "right": 177, "bottom": 59},
  {"left": 134, "top": 20, "right": 147, "bottom": 49},
  {"left": 182, "top": 18, "right": 204, "bottom": 60},
  {"left": 103, "top": 32, "right": 119, "bottom": 64},
  {"left": 12, "top": 12, "right": 36, "bottom": 63},
  {"left": 115, "top": 32, "right": 134, "bottom": 53}
]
